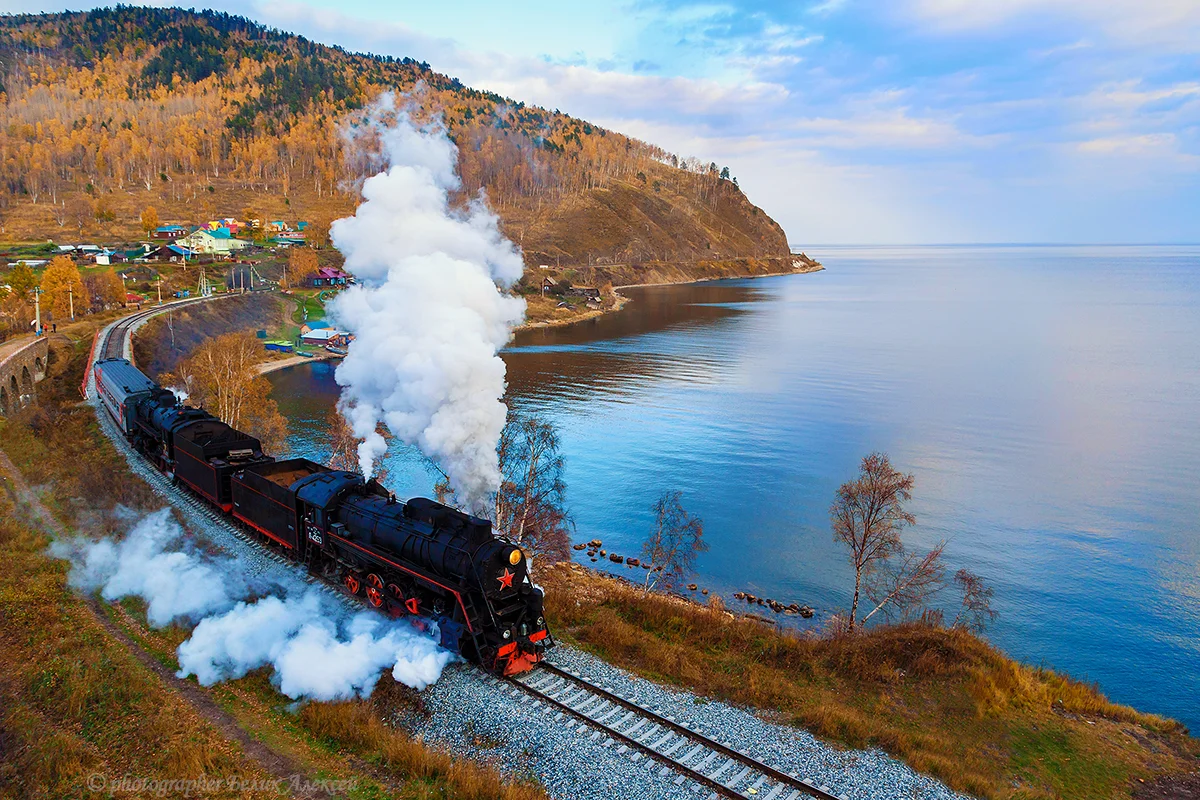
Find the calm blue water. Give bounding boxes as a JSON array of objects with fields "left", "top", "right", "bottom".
[{"left": 269, "top": 245, "right": 1200, "bottom": 730}]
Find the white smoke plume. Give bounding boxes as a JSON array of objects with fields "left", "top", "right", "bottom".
[
  {"left": 52, "top": 508, "right": 247, "bottom": 626},
  {"left": 329, "top": 93, "right": 526, "bottom": 510},
  {"left": 53, "top": 510, "right": 454, "bottom": 700}
]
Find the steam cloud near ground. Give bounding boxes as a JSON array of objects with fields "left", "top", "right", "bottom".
[
  {"left": 52, "top": 510, "right": 454, "bottom": 699},
  {"left": 328, "top": 92, "right": 526, "bottom": 512}
]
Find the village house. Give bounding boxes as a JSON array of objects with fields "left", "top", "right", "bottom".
[
  {"left": 304, "top": 266, "right": 350, "bottom": 288},
  {"left": 143, "top": 244, "right": 196, "bottom": 263},
  {"left": 153, "top": 225, "right": 186, "bottom": 239},
  {"left": 274, "top": 232, "right": 306, "bottom": 246},
  {"left": 176, "top": 228, "right": 249, "bottom": 255},
  {"left": 299, "top": 319, "right": 333, "bottom": 335},
  {"left": 299, "top": 327, "right": 350, "bottom": 348}
]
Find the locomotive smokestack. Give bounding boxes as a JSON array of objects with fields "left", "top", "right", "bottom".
[{"left": 328, "top": 92, "right": 525, "bottom": 512}]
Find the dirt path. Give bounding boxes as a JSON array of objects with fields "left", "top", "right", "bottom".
[
  {"left": 0, "top": 449, "right": 65, "bottom": 538},
  {"left": 90, "top": 600, "right": 325, "bottom": 796}
]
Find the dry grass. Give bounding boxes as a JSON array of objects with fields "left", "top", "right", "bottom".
[
  {"left": 0, "top": 510, "right": 268, "bottom": 799},
  {"left": 297, "top": 698, "right": 547, "bottom": 800},
  {"left": 541, "top": 563, "right": 1199, "bottom": 800},
  {"left": 0, "top": 335, "right": 158, "bottom": 528}
]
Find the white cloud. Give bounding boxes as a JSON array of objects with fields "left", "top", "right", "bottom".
[
  {"left": 908, "top": 0, "right": 1200, "bottom": 49},
  {"left": 1078, "top": 133, "right": 1177, "bottom": 155},
  {"left": 787, "top": 107, "right": 994, "bottom": 150}
]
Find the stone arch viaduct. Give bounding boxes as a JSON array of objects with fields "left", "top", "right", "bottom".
[{"left": 0, "top": 336, "right": 50, "bottom": 415}]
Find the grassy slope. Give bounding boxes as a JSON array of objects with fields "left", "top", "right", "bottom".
[
  {"left": 0, "top": 326, "right": 546, "bottom": 800},
  {"left": 539, "top": 563, "right": 1199, "bottom": 800},
  {"left": 131, "top": 292, "right": 287, "bottom": 378}
]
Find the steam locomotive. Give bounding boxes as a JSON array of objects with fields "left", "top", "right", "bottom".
[{"left": 93, "top": 357, "right": 551, "bottom": 676}]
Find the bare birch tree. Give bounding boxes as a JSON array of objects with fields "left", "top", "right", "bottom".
[
  {"left": 862, "top": 540, "right": 947, "bottom": 625},
  {"left": 951, "top": 569, "right": 998, "bottom": 632},
  {"left": 492, "top": 411, "right": 571, "bottom": 563},
  {"left": 326, "top": 405, "right": 390, "bottom": 485},
  {"left": 831, "top": 452, "right": 948, "bottom": 631},
  {"left": 642, "top": 490, "right": 706, "bottom": 592},
  {"left": 163, "top": 332, "right": 287, "bottom": 452}
]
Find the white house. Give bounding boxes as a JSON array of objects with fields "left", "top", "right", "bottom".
[{"left": 176, "top": 228, "right": 249, "bottom": 255}]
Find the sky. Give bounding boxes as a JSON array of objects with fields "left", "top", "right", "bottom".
[{"left": 4, "top": 1, "right": 1199, "bottom": 244}]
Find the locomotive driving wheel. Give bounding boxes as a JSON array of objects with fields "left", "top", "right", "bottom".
[
  {"left": 365, "top": 573, "right": 385, "bottom": 608},
  {"left": 342, "top": 572, "right": 362, "bottom": 596}
]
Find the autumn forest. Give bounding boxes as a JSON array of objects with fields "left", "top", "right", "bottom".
[{"left": 0, "top": 8, "right": 791, "bottom": 268}]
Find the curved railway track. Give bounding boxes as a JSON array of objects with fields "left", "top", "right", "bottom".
[
  {"left": 87, "top": 297, "right": 336, "bottom": 582},
  {"left": 506, "top": 663, "right": 849, "bottom": 800}
]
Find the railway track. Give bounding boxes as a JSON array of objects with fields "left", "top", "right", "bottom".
[
  {"left": 86, "top": 297, "right": 326, "bottom": 583},
  {"left": 506, "top": 663, "right": 850, "bottom": 800},
  {"left": 100, "top": 295, "right": 217, "bottom": 360}
]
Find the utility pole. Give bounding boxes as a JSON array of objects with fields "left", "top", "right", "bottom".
[
  {"left": 157, "top": 276, "right": 162, "bottom": 305},
  {"left": 33, "top": 287, "right": 42, "bottom": 336},
  {"left": 69, "top": 286, "right": 74, "bottom": 320}
]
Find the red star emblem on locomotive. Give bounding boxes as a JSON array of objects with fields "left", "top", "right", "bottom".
[{"left": 497, "top": 568, "right": 515, "bottom": 589}]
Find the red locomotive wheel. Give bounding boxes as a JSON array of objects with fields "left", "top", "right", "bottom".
[
  {"left": 366, "top": 573, "right": 384, "bottom": 590},
  {"left": 365, "top": 585, "right": 384, "bottom": 608},
  {"left": 343, "top": 573, "right": 362, "bottom": 595},
  {"left": 386, "top": 583, "right": 404, "bottom": 600}
]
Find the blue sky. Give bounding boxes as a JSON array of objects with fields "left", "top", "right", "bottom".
[{"left": 5, "top": 0, "right": 1199, "bottom": 243}]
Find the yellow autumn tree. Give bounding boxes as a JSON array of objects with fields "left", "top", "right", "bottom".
[
  {"left": 39, "top": 256, "right": 84, "bottom": 320},
  {"left": 164, "top": 331, "right": 287, "bottom": 452},
  {"left": 101, "top": 269, "right": 128, "bottom": 308},
  {"left": 140, "top": 206, "right": 159, "bottom": 237},
  {"left": 306, "top": 216, "right": 332, "bottom": 249},
  {"left": 286, "top": 247, "right": 319, "bottom": 288}
]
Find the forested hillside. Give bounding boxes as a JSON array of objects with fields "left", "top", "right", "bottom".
[{"left": 0, "top": 8, "right": 793, "bottom": 274}]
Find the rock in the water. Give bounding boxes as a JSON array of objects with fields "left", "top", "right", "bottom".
[
  {"left": 626, "top": 558, "right": 640, "bottom": 567},
  {"left": 589, "top": 539, "right": 602, "bottom": 547},
  {"left": 687, "top": 583, "right": 698, "bottom": 591},
  {"left": 609, "top": 554, "right": 624, "bottom": 564},
  {"left": 573, "top": 543, "right": 587, "bottom": 551},
  {"left": 800, "top": 605, "right": 815, "bottom": 619}
]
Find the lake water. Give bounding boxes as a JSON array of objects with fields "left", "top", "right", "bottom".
[{"left": 269, "top": 245, "right": 1200, "bottom": 730}]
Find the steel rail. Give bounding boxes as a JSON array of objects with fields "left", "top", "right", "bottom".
[{"left": 509, "top": 663, "right": 849, "bottom": 800}]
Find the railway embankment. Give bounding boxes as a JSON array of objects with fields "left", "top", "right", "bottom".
[
  {"left": 131, "top": 291, "right": 286, "bottom": 378},
  {"left": 538, "top": 562, "right": 1200, "bottom": 800}
]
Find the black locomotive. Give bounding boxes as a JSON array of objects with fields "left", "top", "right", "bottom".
[{"left": 94, "top": 357, "right": 551, "bottom": 675}]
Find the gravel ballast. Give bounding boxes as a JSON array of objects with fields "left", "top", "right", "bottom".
[{"left": 396, "top": 645, "right": 973, "bottom": 800}]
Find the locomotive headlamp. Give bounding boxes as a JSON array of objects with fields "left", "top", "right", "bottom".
[{"left": 508, "top": 548, "right": 523, "bottom": 566}]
